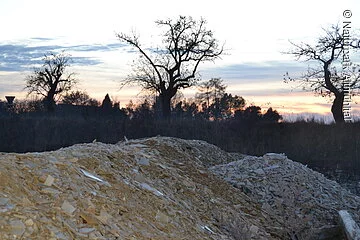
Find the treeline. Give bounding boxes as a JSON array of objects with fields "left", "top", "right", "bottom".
[
  {"left": 1, "top": 94, "right": 360, "bottom": 179},
  {"left": 0, "top": 89, "right": 282, "bottom": 152}
]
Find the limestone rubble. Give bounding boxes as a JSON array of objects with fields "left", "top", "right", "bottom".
[{"left": 0, "top": 136, "right": 358, "bottom": 239}]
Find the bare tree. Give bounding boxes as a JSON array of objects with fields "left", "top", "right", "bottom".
[
  {"left": 61, "top": 90, "right": 99, "bottom": 106},
  {"left": 196, "top": 78, "right": 226, "bottom": 107},
  {"left": 116, "top": 16, "right": 223, "bottom": 119},
  {"left": 25, "top": 52, "right": 77, "bottom": 111},
  {"left": 284, "top": 25, "right": 359, "bottom": 123}
]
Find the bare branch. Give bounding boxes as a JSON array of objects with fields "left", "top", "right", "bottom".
[
  {"left": 25, "top": 52, "right": 77, "bottom": 110},
  {"left": 115, "top": 16, "right": 223, "bottom": 118},
  {"left": 284, "top": 24, "right": 360, "bottom": 122}
]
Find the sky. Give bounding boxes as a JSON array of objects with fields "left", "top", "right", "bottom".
[{"left": 0, "top": 0, "right": 360, "bottom": 121}]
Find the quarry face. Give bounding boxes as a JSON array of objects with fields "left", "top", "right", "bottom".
[{"left": 0, "top": 136, "right": 358, "bottom": 239}]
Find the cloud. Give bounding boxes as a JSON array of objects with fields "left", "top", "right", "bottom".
[
  {"left": 70, "top": 43, "right": 126, "bottom": 52},
  {"left": 0, "top": 44, "right": 63, "bottom": 71},
  {"left": 200, "top": 61, "right": 307, "bottom": 83},
  {"left": 30, "top": 37, "right": 57, "bottom": 41},
  {"left": 0, "top": 40, "right": 126, "bottom": 72}
]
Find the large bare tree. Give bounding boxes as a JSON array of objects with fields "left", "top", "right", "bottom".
[
  {"left": 116, "top": 16, "right": 223, "bottom": 119},
  {"left": 284, "top": 25, "right": 359, "bottom": 123},
  {"left": 25, "top": 52, "right": 77, "bottom": 111}
]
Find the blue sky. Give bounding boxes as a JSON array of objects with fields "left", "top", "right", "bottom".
[{"left": 0, "top": 0, "right": 360, "bottom": 120}]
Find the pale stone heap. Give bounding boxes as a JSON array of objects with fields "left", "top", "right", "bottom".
[{"left": 0, "top": 137, "right": 359, "bottom": 239}]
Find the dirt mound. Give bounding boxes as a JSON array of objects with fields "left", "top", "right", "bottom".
[{"left": 0, "top": 136, "right": 358, "bottom": 239}]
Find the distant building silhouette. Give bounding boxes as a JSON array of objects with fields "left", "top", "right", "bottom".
[{"left": 5, "top": 96, "right": 15, "bottom": 105}]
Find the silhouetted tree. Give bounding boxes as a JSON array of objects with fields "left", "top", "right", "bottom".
[
  {"left": 202, "top": 92, "right": 245, "bottom": 120},
  {"left": 133, "top": 99, "right": 154, "bottom": 121},
  {"left": 12, "top": 98, "right": 44, "bottom": 113},
  {"left": 173, "top": 100, "right": 198, "bottom": 119},
  {"left": 196, "top": 78, "right": 226, "bottom": 107},
  {"left": 123, "top": 100, "right": 135, "bottom": 119},
  {"left": 62, "top": 90, "right": 99, "bottom": 106},
  {"left": 101, "top": 94, "right": 113, "bottom": 112},
  {"left": 113, "top": 102, "right": 120, "bottom": 110},
  {"left": 196, "top": 78, "right": 227, "bottom": 119},
  {"left": 235, "top": 106, "right": 262, "bottom": 123},
  {"left": 116, "top": 16, "right": 223, "bottom": 119},
  {"left": 199, "top": 102, "right": 210, "bottom": 120},
  {"left": 173, "top": 101, "right": 185, "bottom": 118},
  {"left": 25, "top": 52, "right": 77, "bottom": 111},
  {"left": 209, "top": 98, "right": 222, "bottom": 120},
  {"left": 218, "top": 93, "right": 245, "bottom": 119},
  {"left": 183, "top": 102, "right": 198, "bottom": 118},
  {"left": 284, "top": 25, "right": 359, "bottom": 123},
  {"left": 263, "top": 107, "right": 282, "bottom": 122}
]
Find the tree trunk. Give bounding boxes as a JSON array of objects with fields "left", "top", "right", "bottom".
[
  {"left": 331, "top": 93, "right": 344, "bottom": 123},
  {"left": 44, "top": 92, "right": 56, "bottom": 112},
  {"left": 160, "top": 93, "right": 172, "bottom": 120}
]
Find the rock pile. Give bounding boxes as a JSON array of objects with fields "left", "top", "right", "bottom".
[
  {"left": 210, "top": 153, "right": 360, "bottom": 239},
  {"left": 0, "top": 136, "right": 358, "bottom": 239}
]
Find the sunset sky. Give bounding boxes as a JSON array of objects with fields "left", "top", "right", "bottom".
[{"left": 0, "top": 0, "right": 359, "bottom": 121}]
